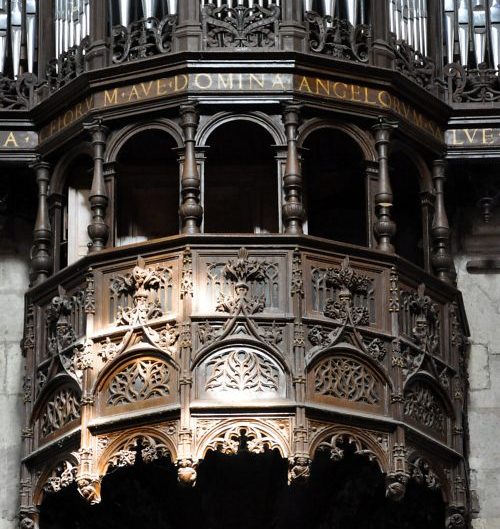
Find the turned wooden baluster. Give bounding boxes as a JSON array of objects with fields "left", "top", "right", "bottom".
[
  {"left": 85, "top": 120, "right": 109, "bottom": 253},
  {"left": 431, "top": 159, "right": 452, "bottom": 283},
  {"left": 282, "top": 104, "right": 305, "bottom": 235},
  {"left": 372, "top": 118, "right": 398, "bottom": 253},
  {"left": 31, "top": 160, "right": 53, "bottom": 285},
  {"left": 179, "top": 104, "right": 203, "bottom": 234}
]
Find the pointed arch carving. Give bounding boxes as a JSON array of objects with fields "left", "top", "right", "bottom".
[
  {"left": 309, "top": 424, "right": 390, "bottom": 473},
  {"left": 406, "top": 448, "right": 452, "bottom": 503},
  {"left": 97, "top": 427, "right": 177, "bottom": 476},
  {"left": 33, "top": 452, "right": 80, "bottom": 505},
  {"left": 297, "top": 118, "right": 377, "bottom": 162},
  {"left": 194, "top": 344, "right": 288, "bottom": 401},
  {"left": 104, "top": 119, "right": 184, "bottom": 163},
  {"left": 196, "top": 111, "right": 287, "bottom": 146},
  {"left": 194, "top": 418, "right": 291, "bottom": 460},
  {"left": 390, "top": 140, "right": 433, "bottom": 193},
  {"left": 50, "top": 142, "right": 93, "bottom": 195}
]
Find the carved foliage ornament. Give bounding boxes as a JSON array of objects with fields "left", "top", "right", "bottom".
[
  {"left": 410, "top": 457, "right": 441, "bottom": 491},
  {"left": 40, "top": 387, "right": 81, "bottom": 437},
  {"left": 305, "top": 11, "right": 370, "bottom": 62},
  {"left": 107, "top": 358, "right": 170, "bottom": 406},
  {"left": 313, "top": 356, "right": 379, "bottom": 404},
  {"left": 43, "top": 458, "right": 78, "bottom": 493},
  {"left": 316, "top": 432, "right": 381, "bottom": 466},
  {"left": 404, "top": 383, "right": 446, "bottom": 434},
  {"left": 205, "top": 349, "right": 279, "bottom": 393},
  {"left": 202, "top": 3, "right": 280, "bottom": 49},
  {"left": 107, "top": 434, "right": 171, "bottom": 469},
  {"left": 390, "top": 37, "right": 436, "bottom": 90},
  {"left": 445, "top": 62, "right": 500, "bottom": 103},
  {"left": 205, "top": 423, "right": 283, "bottom": 455},
  {"left": 111, "top": 258, "right": 171, "bottom": 326},
  {"left": 404, "top": 283, "right": 440, "bottom": 354}
]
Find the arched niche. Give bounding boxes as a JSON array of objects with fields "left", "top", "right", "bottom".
[
  {"left": 203, "top": 119, "right": 279, "bottom": 234},
  {"left": 114, "top": 128, "right": 180, "bottom": 245},
  {"left": 302, "top": 127, "right": 368, "bottom": 246},
  {"left": 96, "top": 352, "right": 178, "bottom": 415},
  {"left": 306, "top": 350, "right": 388, "bottom": 412},
  {"left": 194, "top": 345, "right": 288, "bottom": 402}
]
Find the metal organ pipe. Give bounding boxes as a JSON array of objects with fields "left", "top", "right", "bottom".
[
  {"left": 491, "top": 0, "right": 500, "bottom": 68},
  {"left": 472, "top": 1, "right": 486, "bottom": 65},
  {"left": 0, "top": 2, "right": 6, "bottom": 74},
  {"left": 11, "top": 0, "right": 22, "bottom": 77},
  {"left": 458, "top": 0, "right": 470, "bottom": 66},
  {"left": 118, "top": 0, "right": 131, "bottom": 26},
  {"left": 26, "top": 0, "right": 35, "bottom": 73}
]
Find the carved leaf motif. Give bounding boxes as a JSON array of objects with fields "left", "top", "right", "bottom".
[
  {"left": 205, "top": 349, "right": 279, "bottom": 393},
  {"left": 41, "top": 388, "right": 81, "bottom": 437},
  {"left": 314, "top": 357, "right": 379, "bottom": 404},
  {"left": 107, "top": 359, "right": 170, "bottom": 406},
  {"left": 404, "top": 383, "right": 446, "bottom": 434}
]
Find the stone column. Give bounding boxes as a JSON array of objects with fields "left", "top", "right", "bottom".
[
  {"left": 372, "top": 118, "right": 397, "bottom": 253},
  {"left": 31, "top": 160, "right": 52, "bottom": 285},
  {"left": 85, "top": 121, "right": 110, "bottom": 252},
  {"left": 431, "top": 159, "right": 452, "bottom": 283},
  {"left": 179, "top": 104, "right": 203, "bottom": 234},
  {"left": 282, "top": 104, "right": 305, "bottom": 234}
]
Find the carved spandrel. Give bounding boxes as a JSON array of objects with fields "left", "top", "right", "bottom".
[{"left": 39, "top": 387, "right": 81, "bottom": 438}]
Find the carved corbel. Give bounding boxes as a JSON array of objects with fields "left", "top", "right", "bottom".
[
  {"left": 30, "top": 160, "right": 53, "bottom": 285},
  {"left": 177, "top": 459, "right": 198, "bottom": 487},
  {"left": 179, "top": 104, "right": 203, "bottom": 234},
  {"left": 372, "top": 118, "right": 398, "bottom": 253},
  {"left": 385, "top": 443, "right": 409, "bottom": 501},
  {"left": 85, "top": 120, "right": 110, "bottom": 253},
  {"left": 76, "top": 476, "right": 101, "bottom": 505},
  {"left": 282, "top": 104, "right": 305, "bottom": 234},
  {"left": 288, "top": 456, "right": 311, "bottom": 484}
]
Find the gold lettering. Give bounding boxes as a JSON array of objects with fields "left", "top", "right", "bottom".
[
  {"left": 128, "top": 85, "right": 141, "bottom": 101},
  {"left": 483, "top": 128, "right": 495, "bottom": 144},
  {"left": 298, "top": 76, "right": 312, "bottom": 93},
  {"left": 175, "top": 74, "right": 188, "bottom": 91},
  {"left": 237, "top": 74, "right": 243, "bottom": 90},
  {"left": 195, "top": 73, "right": 213, "bottom": 90},
  {"left": 463, "top": 129, "right": 478, "bottom": 143},
  {"left": 157, "top": 78, "right": 168, "bottom": 95},
  {"left": 85, "top": 95, "right": 93, "bottom": 111},
  {"left": 217, "top": 74, "right": 234, "bottom": 90},
  {"left": 249, "top": 74, "right": 265, "bottom": 89},
  {"left": 75, "top": 103, "right": 84, "bottom": 119},
  {"left": 377, "top": 90, "right": 391, "bottom": 108},
  {"left": 3, "top": 132, "right": 18, "bottom": 147},
  {"left": 272, "top": 73, "right": 287, "bottom": 90},
  {"left": 411, "top": 109, "right": 423, "bottom": 128},
  {"left": 363, "top": 87, "right": 378, "bottom": 106},
  {"left": 140, "top": 81, "right": 154, "bottom": 97},
  {"left": 333, "top": 82, "right": 347, "bottom": 99},
  {"left": 351, "top": 84, "right": 362, "bottom": 102},
  {"left": 104, "top": 88, "right": 119, "bottom": 106},
  {"left": 315, "top": 78, "right": 330, "bottom": 96},
  {"left": 63, "top": 109, "right": 74, "bottom": 127}
]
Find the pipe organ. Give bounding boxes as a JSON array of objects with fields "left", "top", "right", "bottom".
[
  {"left": 112, "top": 0, "right": 178, "bottom": 27},
  {"left": 55, "top": 0, "right": 89, "bottom": 57},
  {"left": 199, "top": 0, "right": 280, "bottom": 8},
  {"left": 387, "top": 0, "right": 428, "bottom": 55}
]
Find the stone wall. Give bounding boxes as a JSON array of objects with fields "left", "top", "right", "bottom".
[
  {"left": 455, "top": 255, "right": 500, "bottom": 529},
  {"left": 0, "top": 215, "right": 31, "bottom": 529}
]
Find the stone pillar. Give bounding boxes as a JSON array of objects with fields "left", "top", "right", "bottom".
[
  {"left": 179, "top": 104, "right": 203, "bottom": 234},
  {"left": 174, "top": 0, "right": 202, "bottom": 52},
  {"left": 280, "top": 0, "right": 307, "bottom": 51},
  {"left": 431, "top": 159, "right": 452, "bottom": 283},
  {"left": 85, "top": 121, "right": 110, "bottom": 253},
  {"left": 31, "top": 160, "right": 52, "bottom": 285},
  {"left": 282, "top": 104, "right": 305, "bottom": 234},
  {"left": 372, "top": 118, "right": 397, "bottom": 253}
]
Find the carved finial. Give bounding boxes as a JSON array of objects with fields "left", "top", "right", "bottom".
[
  {"left": 282, "top": 104, "right": 305, "bottom": 234},
  {"left": 431, "top": 159, "right": 453, "bottom": 283},
  {"left": 30, "top": 159, "right": 52, "bottom": 285},
  {"left": 372, "top": 117, "right": 398, "bottom": 253},
  {"left": 85, "top": 120, "right": 109, "bottom": 253},
  {"left": 179, "top": 104, "right": 203, "bottom": 234}
]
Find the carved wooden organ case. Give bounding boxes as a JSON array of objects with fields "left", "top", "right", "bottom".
[{"left": 21, "top": 235, "right": 470, "bottom": 526}]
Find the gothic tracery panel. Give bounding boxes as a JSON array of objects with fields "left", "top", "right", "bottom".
[
  {"left": 404, "top": 382, "right": 448, "bottom": 436},
  {"left": 39, "top": 387, "right": 81, "bottom": 438}
]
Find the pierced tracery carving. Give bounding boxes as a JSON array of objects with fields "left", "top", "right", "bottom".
[
  {"left": 110, "top": 258, "right": 172, "bottom": 326},
  {"left": 202, "top": 3, "right": 280, "bottom": 49},
  {"left": 316, "top": 431, "right": 382, "bottom": 465},
  {"left": 205, "top": 349, "right": 279, "bottom": 393},
  {"left": 205, "top": 424, "right": 283, "bottom": 455},
  {"left": 107, "top": 359, "right": 170, "bottom": 406},
  {"left": 40, "top": 387, "right": 81, "bottom": 437},
  {"left": 43, "top": 458, "right": 78, "bottom": 493},
  {"left": 410, "top": 456, "right": 441, "bottom": 491},
  {"left": 404, "top": 383, "right": 446, "bottom": 435},
  {"left": 313, "top": 356, "right": 379, "bottom": 404}
]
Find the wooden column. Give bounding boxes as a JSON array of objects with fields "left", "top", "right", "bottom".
[
  {"left": 174, "top": 0, "right": 202, "bottom": 52},
  {"left": 280, "top": 0, "right": 307, "bottom": 51},
  {"left": 31, "top": 160, "right": 52, "bottom": 285},
  {"left": 372, "top": 118, "right": 397, "bottom": 253},
  {"left": 85, "top": 0, "right": 108, "bottom": 70},
  {"left": 431, "top": 159, "right": 452, "bottom": 283},
  {"left": 420, "top": 190, "right": 435, "bottom": 274},
  {"left": 37, "top": 0, "right": 55, "bottom": 79},
  {"left": 179, "top": 104, "right": 203, "bottom": 234},
  {"left": 369, "top": 0, "right": 395, "bottom": 68},
  {"left": 282, "top": 104, "right": 305, "bottom": 235},
  {"left": 85, "top": 121, "right": 109, "bottom": 253}
]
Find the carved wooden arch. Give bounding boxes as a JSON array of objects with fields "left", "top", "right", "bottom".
[
  {"left": 33, "top": 451, "right": 80, "bottom": 505},
  {"left": 390, "top": 139, "right": 433, "bottom": 193},
  {"left": 406, "top": 447, "right": 452, "bottom": 503},
  {"left": 297, "top": 117, "right": 377, "bottom": 162},
  {"left": 50, "top": 141, "right": 93, "bottom": 195},
  {"left": 30, "top": 373, "right": 82, "bottom": 427},
  {"left": 97, "top": 426, "right": 178, "bottom": 477},
  {"left": 104, "top": 118, "right": 184, "bottom": 163},
  {"left": 309, "top": 424, "right": 390, "bottom": 473},
  {"left": 404, "top": 372, "right": 455, "bottom": 419},
  {"left": 196, "top": 111, "right": 287, "bottom": 147},
  {"left": 92, "top": 346, "right": 179, "bottom": 402},
  {"left": 194, "top": 418, "right": 291, "bottom": 460},
  {"left": 305, "top": 342, "right": 394, "bottom": 391}
]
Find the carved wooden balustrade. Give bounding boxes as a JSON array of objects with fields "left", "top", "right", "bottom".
[{"left": 19, "top": 236, "right": 469, "bottom": 528}]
